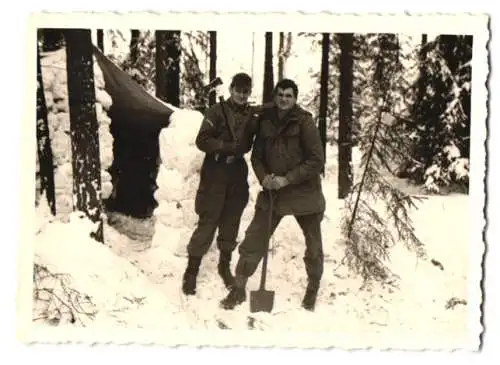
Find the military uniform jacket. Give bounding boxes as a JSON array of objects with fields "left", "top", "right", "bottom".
[
  {"left": 252, "top": 104, "right": 326, "bottom": 216},
  {"left": 195, "top": 100, "right": 261, "bottom": 158},
  {"left": 192, "top": 100, "right": 263, "bottom": 214}
]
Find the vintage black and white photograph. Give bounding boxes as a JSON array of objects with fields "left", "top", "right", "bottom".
[{"left": 19, "top": 12, "right": 488, "bottom": 349}]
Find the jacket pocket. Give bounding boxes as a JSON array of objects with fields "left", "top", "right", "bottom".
[
  {"left": 260, "top": 120, "right": 276, "bottom": 138},
  {"left": 282, "top": 123, "right": 303, "bottom": 170}
]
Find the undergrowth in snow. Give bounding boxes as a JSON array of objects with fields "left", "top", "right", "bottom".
[{"left": 32, "top": 108, "right": 473, "bottom": 349}]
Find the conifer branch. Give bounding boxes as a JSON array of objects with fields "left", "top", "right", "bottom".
[{"left": 341, "top": 35, "right": 427, "bottom": 283}]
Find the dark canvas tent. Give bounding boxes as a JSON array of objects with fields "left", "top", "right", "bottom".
[
  {"left": 92, "top": 46, "right": 176, "bottom": 219},
  {"left": 92, "top": 45, "right": 176, "bottom": 124}
]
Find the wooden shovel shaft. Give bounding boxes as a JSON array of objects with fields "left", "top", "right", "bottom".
[{"left": 259, "top": 190, "right": 273, "bottom": 290}]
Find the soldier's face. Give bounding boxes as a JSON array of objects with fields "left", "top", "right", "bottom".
[
  {"left": 229, "top": 86, "right": 251, "bottom": 105},
  {"left": 275, "top": 87, "right": 297, "bottom": 110}
]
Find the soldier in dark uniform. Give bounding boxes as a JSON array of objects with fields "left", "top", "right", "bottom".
[
  {"left": 182, "top": 73, "right": 261, "bottom": 295},
  {"left": 220, "top": 79, "right": 326, "bottom": 311}
]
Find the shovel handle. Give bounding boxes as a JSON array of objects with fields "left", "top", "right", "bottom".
[{"left": 259, "top": 190, "right": 274, "bottom": 290}]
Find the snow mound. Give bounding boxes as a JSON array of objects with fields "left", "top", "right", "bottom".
[
  {"left": 152, "top": 109, "right": 205, "bottom": 255},
  {"left": 34, "top": 210, "right": 191, "bottom": 330}
]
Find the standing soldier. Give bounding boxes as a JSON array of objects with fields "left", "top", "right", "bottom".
[
  {"left": 220, "top": 78, "right": 326, "bottom": 311},
  {"left": 182, "top": 73, "right": 260, "bottom": 295}
]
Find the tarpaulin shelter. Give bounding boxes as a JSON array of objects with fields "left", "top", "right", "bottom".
[
  {"left": 92, "top": 45, "right": 177, "bottom": 127},
  {"left": 91, "top": 45, "right": 178, "bottom": 218}
]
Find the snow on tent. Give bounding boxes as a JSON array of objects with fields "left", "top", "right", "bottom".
[
  {"left": 91, "top": 45, "right": 179, "bottom": 222},
  {"left": 38, "top": 43, "right": 204, "bottom": 244},
  {"left": 91, "top": 45, "right": 205, "bottom": 245}
]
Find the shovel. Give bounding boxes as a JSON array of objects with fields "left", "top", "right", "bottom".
[{"left": 250, "top": 190, "right": 275, "bottom": 313}]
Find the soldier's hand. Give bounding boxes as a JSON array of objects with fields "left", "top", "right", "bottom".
[{"left": 270, "top": 176, "right": 289, "bottom": 190}]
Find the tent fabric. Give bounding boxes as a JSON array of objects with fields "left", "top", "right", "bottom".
[{"left": 92, "top": 45, "right": 177, "bottom": 125}]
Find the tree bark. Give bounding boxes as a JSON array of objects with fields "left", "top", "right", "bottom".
[
  {"left": 65, "top": 29, "right": 103, "bottom": 242},
  {"left": 263, "top": 32, "right": 274, "bottom": 103},
  {"left": 418, "top": 34, "right": 428, "bottom": 97},
  {"left": 338, "top": 33, "right": 354, "bottom": 199},
  {"left": 155, "top": 30, "right": 181, "bottom": 106},
  {"left": 318, "top": 33, "right": 330, "bottom": 173},
  {"left": 209, "top": 31, "right": 217, "bottom": 106},
  {"left": 97, "top": 29, "right": 104, "bottom": 51},
  {"left": 277, "top": 32, "right": 292, "bottom": 81},
  {"left": 278, "top": 32, "right": 285, "bottom": 80},
  {"left": 36, "top": 43, "right": 56, "bottom": 215},
  {"left": 40, "top": 28, "right": 65, "bottom": 52},
  {"left": 130, "top": 30, "right": 140, "bottom": 64}
]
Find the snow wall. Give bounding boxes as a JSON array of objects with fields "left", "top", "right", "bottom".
[{"left": 38, "top": 48, "right": 114, "bottom": 222}]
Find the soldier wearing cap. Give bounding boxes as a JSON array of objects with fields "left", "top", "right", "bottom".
[{"left": 182, "top": 73, "right": 261, "bottom": 295}]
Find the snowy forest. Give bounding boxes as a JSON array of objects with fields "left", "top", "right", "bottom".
[{"left": 33, "top": 27, "right": 474, "bottom": 346}]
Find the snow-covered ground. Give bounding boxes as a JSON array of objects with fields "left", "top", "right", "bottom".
[{"left": 31, "top": 107, "right": 478, "bottom": 350}]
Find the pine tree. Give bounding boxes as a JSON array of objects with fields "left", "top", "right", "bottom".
[
  {"left": 130, "top": 30, "right": 140, "bottom": 63},
  {"left": 36, "top": 41, "right": 56, "bottom": 215},
  {"left": 65, "top": 29, "right": 104, "bottom": 242},
  {"left": 180, "top": 31, "right": 210, "bottom": 110},
  {"left": 155, "top": 30, "right": 181, "bottom": 106},
  {"left": 318, "top": 33, "right": 330, "bottom": 172},
  {"left": 337, "top": 33, "right": 354, "bottom": 199},
  {"left": 208, "top": 31, "right": 217, "bottom": 107},
  {"left": 39, "top": 28, "right": 65, "bottom": 52},
  {"left": 97, "top": 29, "right": 104, "bottom": 51},
  {"left": 340, "top": 34, "right": 427, "bottom": 283},
  {"left": 278, "top": 32, "right": 292, "bottom": 80},
  {"left": 114, "top": 30, "right": 157, "bottom": 95},
  {"left": 399, "top": 35, "right": 472, "bottom": 193},
  {"left": 263, "top": 32, "right": 274, "bottom": 103}
]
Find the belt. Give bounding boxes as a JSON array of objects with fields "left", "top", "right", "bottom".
[{"left": 208, "top": 153, "right": 243, "bottom": 164}]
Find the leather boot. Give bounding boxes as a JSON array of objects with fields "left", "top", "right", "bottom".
[
  {"left": 218, "top": 251, "right": 235, "bottom": 289},
  {"left": 182, "top": 255, "right": 202, "bottom": 295},
  {"left": 301, "top": 279, "right": 320, "bottom": 311},
  {"left": 220, "top": 274, "right": 247, "bottom": 310}
]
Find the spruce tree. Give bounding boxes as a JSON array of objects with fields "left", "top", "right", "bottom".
[
  {"left": 341, "top": 34, "right": 427, "bottom": 283},
  {"left": 401, "top": 35, "right": 472, "bottom": 193}
]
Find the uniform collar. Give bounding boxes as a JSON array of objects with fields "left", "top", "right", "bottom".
[
  {"left": 226, "top": 98, "right": 249, "bottom": 113},
  {"left": 261, "top": 104, "right": 303, "bottom": 135},
  {"left": 264, "top": 104, "right": 301, "bottom": 124}
]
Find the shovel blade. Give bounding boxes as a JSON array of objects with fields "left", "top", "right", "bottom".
[{"left": 249, "top": 289, "right": 275, "bottom": 313}]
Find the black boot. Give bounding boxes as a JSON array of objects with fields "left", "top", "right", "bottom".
[
  {"left": 218, "top": 251, "right": 235, "bottom": 290},
  {"left": 220, "top": 275, "right": 247, "bottom": 310},
  {"left": 182, "top": 255, "right": 202, "bottom": 295},
  {"left": 301, "top": 280, "right": 320, "bottom": 311}
]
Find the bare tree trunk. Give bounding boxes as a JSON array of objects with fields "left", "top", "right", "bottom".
[
  {"left": 318, "top": 33, "right": 330, "bottom": 174},
  {"left": 209, "top": 31, "right": 217, "bottom": 106},
  {"left": 36, "top": 43, "right": 56, "bottom": 215},
  {"left": 277, "top": 32, "right": 293, "bottom": 81},
  {"left": 338, "top": 33, "right": 354, "bottom": 199},
  {"left": 65, "top": 29, "right": 103, "bottom": 242},
  {"left": 97, "top": 29, "right": 104, "bottom": 51},
  {"left": 417, "top": 34, "right": 428, "bottom": 102},
  {"left": 278, "top": 32, "right": 285, "bottom": 80},
  {"left": 263, "top": 32, "right": 274, "bottom": 103},
  {"left": 130, "top": 30, "right": 140, "bottom": 64},
  {"left": 155, "top": 30, "right": 181, "bottom": 106}
]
